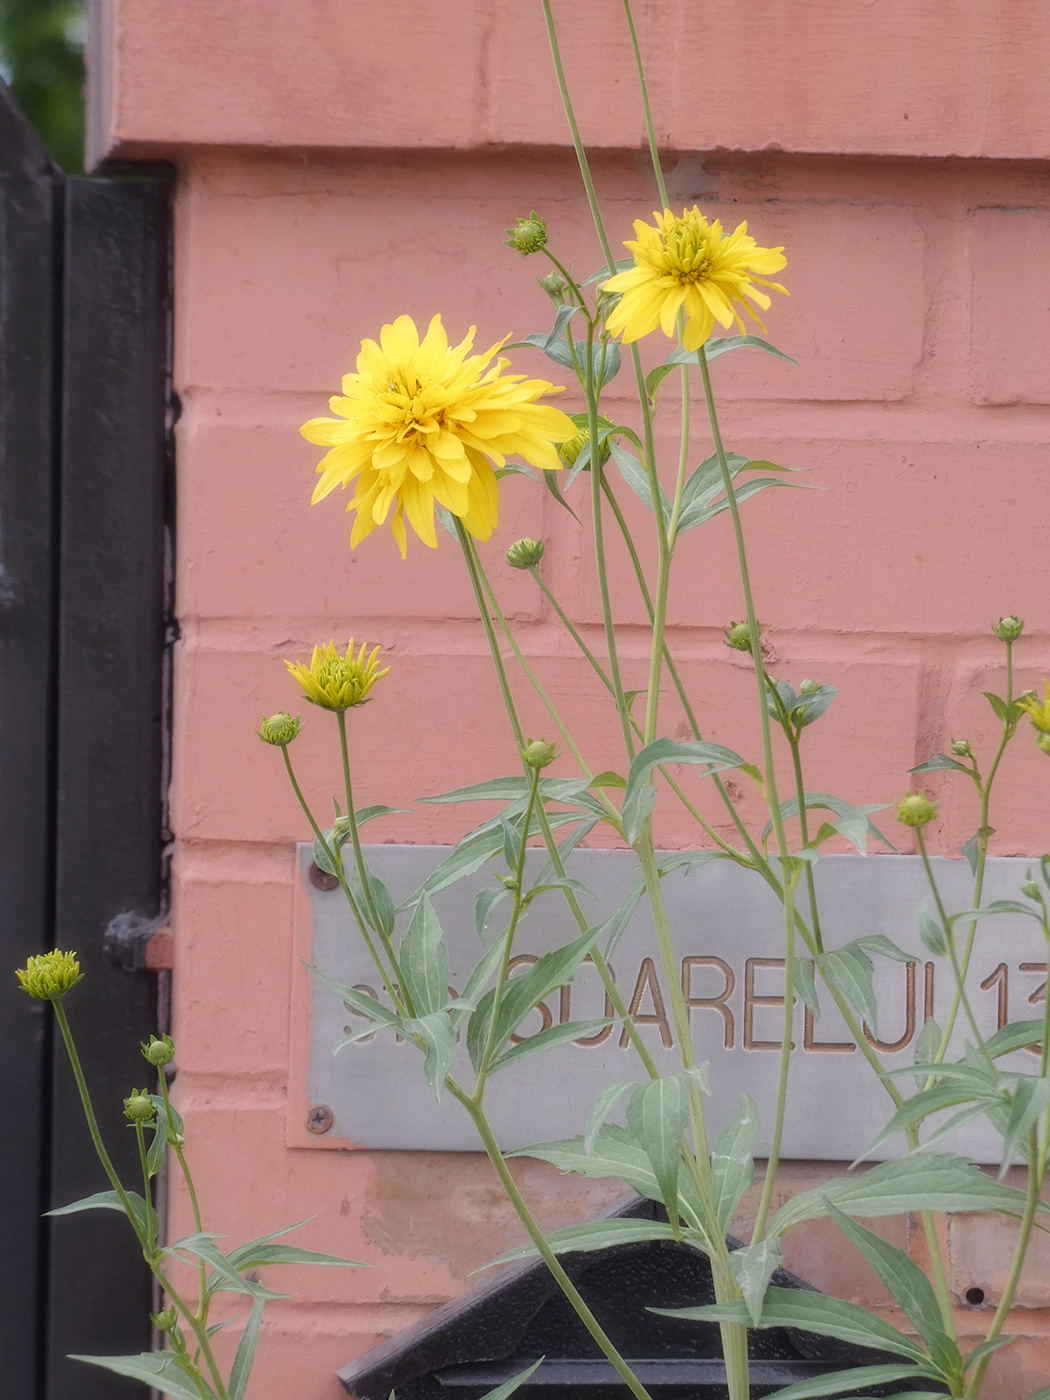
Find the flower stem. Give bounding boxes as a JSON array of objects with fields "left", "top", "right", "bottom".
[{"left": 620, "top": 0, "right": 669, "bottom": 208}]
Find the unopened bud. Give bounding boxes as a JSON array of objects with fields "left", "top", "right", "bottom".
[
  {"left": 257, "top": 711, "right": 301, "bottom": 746},
  {"left": 897, "top": 792, "right": 938, "bottom": 828},
  {"left": 951, "top": 739, "right": 973, "bottom": 758},
  {"left": 506, "top": 538, "right": 545, "bottom": 570},
  {"left": 523, "top": 738, "right": 556, "bottom": 769},
  {"left": 151, "top": 1307, "right": 178, "bottom": 1333},
  {"left": 537, "top": 270, "right": 568, "bottom": 302},
  {"left": 123, "top": 1090, "right": 156, "bottom": 1123},
  {"left": 724, "top": 620, "right": 754, "bottom": 652},
  {"left": 993, "top": 616, "right": 1024, "bottom": 642},
  {"left": 141, "top": 1034, "right": 174, "bottom": 1067},
  {"left": 505, "top": 211, "right": 548, "bottom": 256},
  {"left": 798, "top": 679, "right": 820, "bottom": 695},
  {"left": 15, "top": 950, "right": 82, "bottom": 1002},
  {"left": 1021, "top": 879, "right": 1043, "bottom": 902}
]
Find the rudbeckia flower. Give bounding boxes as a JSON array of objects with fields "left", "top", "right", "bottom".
[
  {"left": 604, "top": 207, "right": 788, "bottom": 353},
  {"left": 302, "top": 315, "right": 575, "bottom": 557},
  {"left": 286, "top": 640, "right": 389, "bottom": 712}
]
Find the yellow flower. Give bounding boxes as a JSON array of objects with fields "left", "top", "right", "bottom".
[
  {"left": 16, "top": 949, "right": 82, "bottom": 1001},
  {"left": 286, "top": 640, "right": 389, "bottom": 712},
  {"left": 1018, "top": 683, "right": 1050, "bottom": 736},
  {"left": 604, "top": 207, "right": 788, "bottom": 352},
  {"left": 302, "top": 315, "right": 575, "bottom": 557}
]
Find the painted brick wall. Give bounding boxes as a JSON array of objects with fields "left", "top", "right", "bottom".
[{"left": 89, "top": 3, "right": 1050, "bottom": 1396}]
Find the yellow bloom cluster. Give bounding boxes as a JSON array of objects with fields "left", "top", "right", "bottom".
[
  {"left": 605, "top": 207, "right": 788, "bottom": 352},
  {"left": 285, "top": 640, "right": 389, "bottom": 712},
  {"left": 16, "top": 949, "right": 82, "bottom": 1001},
  {"left": 302, "top": 315, "right": 574, "bottom": 557}
]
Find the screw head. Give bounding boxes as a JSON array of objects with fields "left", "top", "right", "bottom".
[
  {"left": 306, "top": 1103, "right": 334, "bottom": 1134},
  {"left": 309, "top": 862, "right": 339, "bottom": 891}
]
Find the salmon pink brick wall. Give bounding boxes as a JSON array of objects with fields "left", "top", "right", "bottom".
[{"left": 87, "top": 2, "right": 1050, "bottom": 1396}]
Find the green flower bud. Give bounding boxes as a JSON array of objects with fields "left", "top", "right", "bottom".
[
  {"left": 798, "top": 679, "right": 820, "bottom": 695},
  {"left": 1021, "top": 878, "right": 1043, "bottom": 902},
  {"left": 993, "top": 616, "right": 1024, "bottom": 642},
  {"left": 151, "top": 1307, "right": 178, "bottom": 1333},
  {"left": 951, "top": 739, "right": 973, "bottom": 758},
  {"left": 142, "top": 1033, "right": 175, "bottom": 1067},
  {"left": 506, "top": 538, "right": 545, "bottom": 570},
  {"left": 123, "top": 1090, "right": 156, "bottom": 1123},
  {"left": 724, "top": 620, "right": 754, "bottom": 652},
  {"left": 257, "top": 711, "right": 301, "bottom": 746},
  {"left": 559, "top": 414, "right": 614, "bottom": 469},
  {"left": 537, "top": 269, "right": 568, "bottom": 302},
  {"left": 15, "top": 949, "right": 82, "bottom": 1002},
  {"left": 523, "top": 738, "right": 557, "bottom": 769},
  {"left": 505, "top": 211, "right": 548, "bottom": 256},
  {"left": 897, "top": 792, "right": 939, "bottom": 828}
]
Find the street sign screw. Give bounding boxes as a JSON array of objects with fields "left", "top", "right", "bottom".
[{"left": 306, "top": 1103, "right": 335, "bottom": 1134}]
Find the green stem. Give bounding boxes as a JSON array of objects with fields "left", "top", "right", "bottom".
[
  {"left": 281, "top": 742, "right": 404, "bottom": 1013},
  {"left": 158, "top": 1068, "right": 209, "bottom": 1314},
  {"left": 135, "top": 1122, "right": 157, "bottom": 1251},
  {"left": 52, "top": 1001, "right": 144, "bottom": 1242},
  {"left": 454, "top": 1084, "right": 656, "bottom": 1400},
  {"left": 620, "top": 0, "right": 669, "bottom": 208},
  {"left": 752, "top": 870, "right": 798, "bottom": 1241},
  {"left": 153, "top": 1266, "right": 229, "bottom": 1400},
  {"left": 473, "top": 770, "right": 541, "bottom": 1095},
  {"left": 917, "top": 830, "right": 990, "bottom": 1062}
]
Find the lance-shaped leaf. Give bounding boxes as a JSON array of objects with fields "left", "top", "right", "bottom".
[
  {"left": 755, "top": 1363, "right": 939, "bottom": 1400},
  {"left": 711, "top": 1095, "right": 759, "bottom": 1231},
  {"left": 609, "top": 440, "right": 671, "bottom": 517},
  {"left": 916, "top": 903, "right": 947, "bottom": 957},
  {"left": 420, "top": 775, "right": 595, "bottom": 805},
  {"left": 229, "top": 1295, "right": 266, "bottom": 1400},
  {"left": 623, "top": 739, "right": 756, "bottom": 845},
  {"left": 985, "top": 1019, "right": 1044, "bottom": 1059},
  {"left": 825, "top": 1201, "right": 960, "bottom": 1379},
  {"left": 728, "top": 1236, "right": 783, "bottom": 1325},
  {"left": 68, "top": 1352, "right": 218, "bottom": 1400},
  {"left": 167, "top": 1232, "right": 288, "bottom": 1300},
  {"left": 772, "top": 1152, "right": 1039, "bottom": 1236},
  {"left": 626, "top": 1075, "right": 690, "bottom": 1230},
  {"left": 857, "top": 1083, "right": 1002, "bottom": 1159},
  {"left": 228, "top": 1220, "right": 361, "bottom": 1272},
  {"left": 404, "top": 808, "right": 581, "bottom": 903},
  {"left": 910, "top": 753, "right": 972, "bottom": 775},
  {"left": 484, "top": 1218, "right": 681, "bottom": 1268},
  {"left": 491, "top": 1019, "right": 613, "bottom": 1074},
  {"left": 999, "top": 1075, "right": 1050, "bottom": 1176},
  {"left": 452, "top": 935, "right": 514, "bottom": 1036},
  {"left": 656, "top": 1288, "right": 928, "bottom": 1363},
  {"left": 306, "top": 965, "right": 403, "bottom": 1032},
  {"left": 399, "top": 896, "right": 449, "bottom": 1015},
  {"left": 477, "top": 1359, "right": 546, "bottom": 1400},
  {"left": 763, "top": 793, "right": 895, "bottom": 855},
  {"left": 47, "top": 1187, "right": 159, "bottom": 1246},
  {"left": 818, "top": 945, "right": 878, "bottom": 1034},
  {"left": 584, "top": 1080, "right": 637, "bottom": 1155},
  {"left": 403, "top": 1011, "right": 458, "bottom": 1100},
  {"left": 475, "top": 885, "right": 510, "bottom": 940},
  {"left": 512, "top": 1124, "right": 664, "bottom": 1205},
  {"left": 676, "top": 475, "right": 806, "bottom": 537}
]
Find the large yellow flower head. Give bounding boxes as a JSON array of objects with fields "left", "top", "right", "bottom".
[
  {"left": 16, "top": 949, "right": 82, "bottom": 1001},
  {"left": 302, "top": 315, "right": 575, "bottom": 558},
  {"left": 286, "top": 640, "right": 389, "bottom": 712},
  {"left": 604, "top": 207, "right": 788, "bottom": 353}
]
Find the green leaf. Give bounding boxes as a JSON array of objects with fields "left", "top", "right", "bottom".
[
  {"left": 582, "top": 257, "right": 634, "bottom": 285},
  {"left": 910, "top": 754, "right": 972, "bottom": 774},
  {"left": 711, "top": 1095, "right": 759, "bottom": 1231},
  {"left": 703, "top": 334, "right": 796, "bottom": 364},
  {"left": 544, "top": 302, "right": 578, "bottom": 351},
  {"left": 475, "top": 886, "right": 510, "bottom": 940},
  {"left": 484, "top": 1218, "right": 680, "bottom": 1267},
  {"left": 913, "top": 1017, "right": 942, "bottom": 1085},
  {"left": 46, "top": 1189, "right": 137, "bottom": 1217},
  {"left": 46, "top": 1187, "right": 159, "bottom": 1246},
  {"left": 68, "top": 1352, "right": 216, "bottom": 1400},
  {"left": 599, "top": 881, "right": 646, "bottom": 957},
  {"left": 229, "top": 1296, "right": 265, "bottom": 1400},
  {"left": 399, "top": 896, "right": 449, "bottom": 1016},
  {"left": 657, "top": 1287, "right": 927, "bottom": 1363},
  {"left": 499, "top": 809, "right": 522, "bottom": 871},
  {"left": 999, "top": 1075, "right": 1050, "bottom": 1175},
  {"left": 622, "top": 738, "right": 754, "bottom": 845},
  {"left": 676, "top": 475, "right": 805, "bottom": 535},
  {"left": 306, "top": 966, "right": 402, "bottom": 1035},
  {"left": 609, "top": 440, "right": 671, "bottom": 517},
  {"left": 818, "top": 946, "right": 878, "bottom": 1033},
  {"left": 542, "top": 465, "right": 581, "bottom": 521},
  {"left": 985, "top": 1019, "right": 1043, "bottom": 1059},
  {"left": 772, "top": 1153, "right": 1037, "bottom": 1237},
  {"left": 513, "top": 1123, "right": 666, "bottom": 1206},
  {"left": 347, "top": 856, "right": 395, "bottom": 938},
  {"left": 824, "top": 1202, "right": 959, "bottom": 1376},
  {"left": 406, "top": 809, "right": 580, "bottom": 903},
  {"left": 509, "top": 333, "right": 575, "bottom": 372},
  {"left": 167, "top": 1233, "right": 288, "bottom": 1300},
  {"left": 452, "top": 935, "right": 514, "bottom": 1036},
  {"left": 1025, "top": 1385, "right": 1050, "bottom": 1400},
  {"left": 728, "top": 1236, "right": 783, "bottom": 1325},
  {"left": 589, "top": 769, "right": 626, "bottom": 789},
  {"left": 402, "top": 1011, "right": 458, "bottom": 1099},
  {"left": 948, "top": 899, "right": 1043, "bottom": 926},
  {"left": 762, "top": 793, "right": 895, "bottom": 855},
  {"left": 420, "top": 776, "right": 593, "bottom": 805},
  {"left": 492, "top": 1019, "right": 613, "bottom": 1073},
  {"left": 761, "top": 1364, "right": 935, "bottom": 1400},
  {"left": 916, "top": 903, "right": 947, "bottom": 957},
  {"left": 477, "top": 1359, "right": 546, "bottom": 1400},
  {"left": 963, "top": 1335, "right": 1015, "bottom": 1372},
  {"left": 584, "top": 1080, "right": 636, "bottom": 1155},
  {"left": 626, "top": 1075, "right": 690, "bottom": 1230},
  {"left": 983, "top": 690, "right": 1010, "bottom": 722},
  {"left": 858, "top": 1084, "right": 1000, "bottom": 1158}
]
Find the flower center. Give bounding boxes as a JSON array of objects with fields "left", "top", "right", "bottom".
[{"left": 661, "top": 217, "right": 716, "bottom": 284}]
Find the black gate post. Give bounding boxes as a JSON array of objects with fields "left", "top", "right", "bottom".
[
  {"left": 45, "top": 170, "right": 172, "bottom": 1399},
  {"left": 0, "top": 82, "right": 62, "bottom": 1400}
]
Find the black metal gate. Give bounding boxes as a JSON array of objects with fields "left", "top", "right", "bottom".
[{"left": 0, "top": 81, "right": 171, "bottom": 1399}]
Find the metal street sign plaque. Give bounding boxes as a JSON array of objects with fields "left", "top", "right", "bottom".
[{"left": 290, "top": 846, "right": 1044, "bottom": 1163}]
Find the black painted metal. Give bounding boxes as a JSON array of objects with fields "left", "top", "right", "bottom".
[
  {"left": 340, "top": 1197, "right": 945, "bottom": 1400},
  {"left": 0, "top": 78, "right": 62, "bottom": 1400},
  {"left": 45, "top": 171, "right": 172, "bottom": 1400},
  {"left": 0, "top": 76, "right": 171, "bottom": 1400}
]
